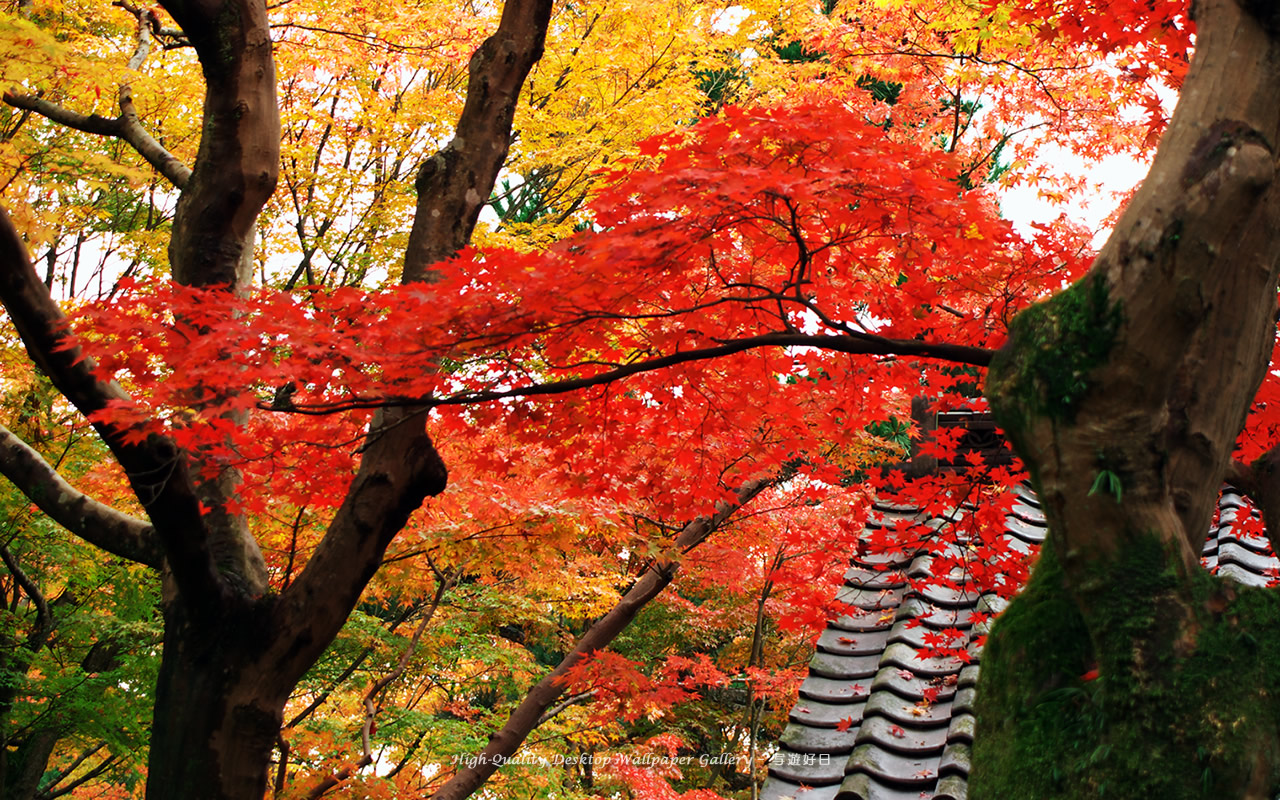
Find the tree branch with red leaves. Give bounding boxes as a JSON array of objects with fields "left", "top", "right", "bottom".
[
  {"left": 429, "top": 475, "right": 772, "bottom": 800},
  {"left": 0, "top": 206, "right": 218, "bottom": 598}
]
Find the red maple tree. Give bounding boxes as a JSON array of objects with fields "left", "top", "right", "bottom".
[{"left": 2, "top": 0, "right": 1280, "bottom": 798}]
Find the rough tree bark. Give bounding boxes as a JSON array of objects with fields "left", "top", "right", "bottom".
[
  {"left": 975, "top": 1, "right": 1280, "bottom": 797},
  {"left": 0, "top": 0, "right": 552, "bottom": 797}
]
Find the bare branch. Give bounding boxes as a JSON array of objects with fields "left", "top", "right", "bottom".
[
  {"left": 536, "top": 690, "right": 597, "bottom": 726},
  {"left": 429, "top": 476, "right": 773, "bottom": 800},
  {"left": 302, "top": 755, "right": 370, "bottom": 800},
  {"left": 0, "top": 540, "right": 51, "bottom": 645},
  {"left": 2, "top": 16, "right": 192, "bottom": 195},
  {"left": 41, "top": 752, "right": 121, "bottom": 799},
  {"left": 0, "top": 424, "right": 160, "bottom": 567},
  {"left": 362, "top": 570, "right": 457, "bottom": 705},
  {"left": 116, "top": 4, "right": 193, "bottom": 187},
  {"left": 265, "top": 331, "right": 994, "bottom": 417},
  {"left": 0, "top": 92, "right": 122, "bottom": 136},
  {"left": 301, "top": 572, "right": 457, "bottom": 800},
  {"left": 37, "top": 742, "right": 108, "bottom": 798}
]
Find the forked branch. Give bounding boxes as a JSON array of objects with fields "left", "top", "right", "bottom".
[
  {"left": 1, "top": 7, "right": 192, "bottom": 189},
  {"left": 0, "top": 205, "right": 215, "bottom": 596}
]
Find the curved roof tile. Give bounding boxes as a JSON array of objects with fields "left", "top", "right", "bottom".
[{"left": 764, "top": 484, "right": 1280, "bottom": 800}]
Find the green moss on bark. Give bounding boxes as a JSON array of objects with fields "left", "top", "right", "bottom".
[
  {"left": 987, "top": 273, "right": 1123, "bottom": 429},
  {"left": 973, "top": 535, "right": 1280, "bottom": 800},
  {"left": 970, "top": 538, "right": 1098, "bottom": 797}
]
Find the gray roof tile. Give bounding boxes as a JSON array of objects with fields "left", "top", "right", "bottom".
[
  {"left": 943, "top": 713, "right": 975, "bottom": 746},
  {"left": 934, "top": 774, "right": 969, "bottom": 800},
  {"left": 950, "top": 686, "right": 977, "bottom": 715},
  {"left": 857, "top": 715, "right": 948, "bottom": 752},
  {"left": 894, "top": 597, "right": 980, "bottom": 629},
  {"left": 956, "top": 665, "right": 981, "bottom": 689},
  {"left": 845, "top": 565, "right": 909, "bottom": 589},
  {"left": 818, "top": 628, "right": 894, "bottom": 656},
  {"left": 790, "top": 699, "right": 868, "bottom": 727},
  {"left": 937, "top": 741, "right": 971, "bottom": 776},
  {"left": 867, "top": 663, "right": 943, "bottom": 702},
  {"left": 845, "top": 743, "right": 939, "bottom": 785},
  {"left": 831, "top": 606, "right": 897, "bottom": 633},
  {"left": 782, "top": 723, "right": 860, "bottom": 754},
  {"left": 760, "top": 779, "right": 841, "bottom": 800},
  {"left": 809, "top": 651, "right": 885, "bottom": 680},
  {"left": 800, "top": 675, "right": 872, "bottom": 703},
  {"left": 836, "top": 585, "right": 909, "bottom": 611},
  {"left": 1217, "top": 562, "right": 1268, "bottom": 586},
  {"left": 911, "top": 582, "right": 982, "bottom": 609},
  {"left": 862, "top": 694, "right": 954, "bottom": 727},
  {"left": 879, "top": 643, "right": 964, "bottom": 680},
  {"left": 1217, "top": 539, "right": 1277, "bottom": 575},
  {"left": 837, "top": 772, "right": 941, "bottom": 800},
  {"left": 762, "top": 483, "right": 1278, "bottom": 800}
]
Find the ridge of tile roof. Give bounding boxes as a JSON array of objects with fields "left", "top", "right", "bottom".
[{"left": 760, "top": 485, "right": 1278, "bottom": 800}]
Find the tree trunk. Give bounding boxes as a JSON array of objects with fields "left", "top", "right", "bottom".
[
  {"left": 975, "top": 1, "right": 1280, "bottom": 798},
  {"left": 136, "top": 0, "right": 549, "bottom": 794},
  {"left": 145, "top": 598, "right": 286, "bottom": 800},
  {"left": 1, "top": 730, "right": 58, "bottom": 800}
]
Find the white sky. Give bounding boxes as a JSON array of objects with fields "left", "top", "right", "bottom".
[{"left": 998, "top": 148, "right": 1152, "bottom": 247}]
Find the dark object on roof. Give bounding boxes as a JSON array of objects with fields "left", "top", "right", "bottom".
[
  {"left": 760, "top": 486, "right": 1277, "bottom": 800},
  {"left": 935, "top": 413, "right": 1015, "bottom": 472}
]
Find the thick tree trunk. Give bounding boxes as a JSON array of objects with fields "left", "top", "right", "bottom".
[
  {"left": 136, "top": 0, "right": 548, "bottom": 795},
  {"left": 0, "top": 0, "right": 543, "bottom": 795},
  {"left": 145, "top": 600, "right": 287, "bottom": 799},
  {"left": 1, "top": 729, "right": 58, "bottom": 800},
  {"left": 976, "top": 1, "right": 1280, "bottom": 798}
]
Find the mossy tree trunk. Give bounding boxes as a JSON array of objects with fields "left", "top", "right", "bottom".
[{"left": 976, "top": 2, "right": 1280, "bottom": 798}]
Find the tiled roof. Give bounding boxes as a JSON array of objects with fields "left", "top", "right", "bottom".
[{"left": 761, "top": 485, "right": 1278, "bottom": 800}]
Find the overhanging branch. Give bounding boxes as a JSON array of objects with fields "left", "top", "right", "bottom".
[
  {"left": 0, "top": 423, "right": 161, "bottom": 567},
  {"left": 0, "top": 4, "right": 193, "bottom": 188},
  {"left": 2, "top": 83, "right": 191, "bottom": 190},
  {"left": 265, "top": 331, "right": 994, "bottom": 415}
]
